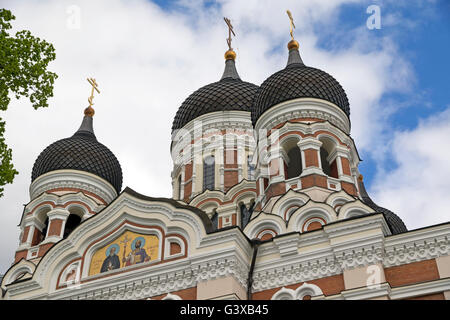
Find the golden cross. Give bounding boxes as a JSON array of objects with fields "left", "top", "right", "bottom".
[
  {"left": 120, "top": 235, "right": 131, "bottom": 246},
  {"left": 87, "top": 77, "right": 100, "bottom": 107},
  {"left": 224, "top": 17, "right": 235, "bottom": 50},
  {"left": 286, "top": 10, "right": 296, "bottom": 41}
]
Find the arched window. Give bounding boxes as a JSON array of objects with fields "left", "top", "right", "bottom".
[
  {"left": 320, "top": 147, "right": 332, "bottom": 176},
  {"left": 203, "top": 155, "right": 215, "bottom": 191},
  {"left": 247, "top": 155, "right": 255, "bottom": 180},
  {"left": 240, "top": 202, "right": 254, "bottom": 229},
  {"left": 177, "top": 175, "right": 182, "bottom": 200},
  {"left": 286, "top": 147, "right": 302, "bottom": 179},
  {"left": 63, "top": 214, "right": 82, "bottom": 239},
  {"left": 319, "top": 136, "right": 338, "bottom": 178},
  {"left": 38, "top": 217, "right": 49, "bottom": 244}
]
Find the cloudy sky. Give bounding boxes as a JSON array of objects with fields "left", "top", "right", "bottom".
[{"left": 0, "top": 0, "right": 449, "bottom": 273}]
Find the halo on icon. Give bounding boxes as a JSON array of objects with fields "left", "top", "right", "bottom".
[
  {"left": 105, "top": 243, "right": 120, "bottom": 257},
  {"left": 131, "top": 236, "right": 146, "bottom": 250}
]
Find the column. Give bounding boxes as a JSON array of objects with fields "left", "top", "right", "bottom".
[{"left": 297, "top": 138, "right": 323, "bottom": 176}]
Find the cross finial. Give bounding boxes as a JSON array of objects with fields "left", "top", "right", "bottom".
[
  {"left": 120, "top": 235, "right": 131, "bottom": 247},
  {"left": 224, "top": 17, "right": 235, "bottom": 51},
  {"left": 286, "top": 10, "right": 296, "bottom": 41},
  {"left": 87, "top": 78, "right": 100, "bottom": 108}
]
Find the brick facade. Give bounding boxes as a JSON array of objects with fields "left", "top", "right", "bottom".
[{"left": 384, "top": 259, "right": 440, "bottom": 287}]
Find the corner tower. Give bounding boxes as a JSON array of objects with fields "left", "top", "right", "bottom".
[
  {"left": 248, "top": 13, "right": 406, "bottom": 236},
  {"left": 15, "top": 91, "right": 122, "bottom": 264},
  {"left": 251, "top": 38, "right": 357, "bottom": 209}
]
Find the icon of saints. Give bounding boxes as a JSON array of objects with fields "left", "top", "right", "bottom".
[
  {"left": 100, "top": 245, "right": 121, "bottom": 273},
  {"left": 122, "top": 239, "right": 151, "bottom": 266}
]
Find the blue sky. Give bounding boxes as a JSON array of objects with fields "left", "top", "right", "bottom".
[
  {"left": 0, "top": 0, "right": 449, "bottom": 273},
  {"left": 344, "top": 1, "right": 450, "bottom": 182}
]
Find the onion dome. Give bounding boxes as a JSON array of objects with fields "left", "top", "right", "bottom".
[
  {"left": 171, "top": 49, "right": 259, "bottom": 131},
  {"left": 251, "top": 40, "right": 350, "bottom": 126},
  {"left": 31, "top": 107, "right": 123, "bottom": 193},
  {"left": 357, "top": 175, "right": 407, "bottom": 235}
]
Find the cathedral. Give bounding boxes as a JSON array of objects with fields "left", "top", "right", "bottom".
[{"left": 1, "top": 14, "right": 450, "bottom": 301}]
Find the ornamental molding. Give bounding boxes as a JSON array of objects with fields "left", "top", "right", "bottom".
[
  {"left": 257, "top": 117, "right": 359, "bottom": 168},
  {"left": 315, "top": 278, "right": 450, "bottom": 300},
  {"left": 313, "top": 282, "right": 392, "bottom": 300},
  {"left": 4, "top": 190, "right": 255, "bottom": 300},
  {"left": 254, "top": 98, "right": 350, "bottom": 135},
  {"left": 188, "top": 180, "right": 256, "bottom": 208},
  {"left": 252, "top": 219, "right": 450, "bottom": 292},
  {"left": 15, "top": 194, "right": 210, "bottom": 294},
  {"left": 389, "top": 277, "right": 450, "bottom": 300},
  {"left": 1, "top": 259, "right": 36, "bottom": 290},
  {"left": 382, "top": 224, "right": 450, "bottom": 268},
  {"left": 171, "top": 110, "right": 254, "bottom": 156},
  {"left": 252, "top": 253, "right": 341, "bottom": 292},
  {"left": 271, "top": 282, "right": 323, "bottom": 300},
  {"left": 23, "top": 248, "right": 249, "bottom": 300},
  {"left": 30, "top": 170, "right": 117, "bottom": 204}
]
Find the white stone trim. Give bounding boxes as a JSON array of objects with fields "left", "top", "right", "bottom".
[
  {"left": 30, "top": 169, "right": 117, "bottom": 204},
  {"left": 271, "top": 282, "right": 323, "bottom": 300},
  {"left": 254, "top": 98, "right": 350, "bottom": 134},
  {"left": 162, "top": 293, "right": 182, "bottom": 300},
  {"left": 389, "top": 277, "right": 450, "bottom": 300},
  {"left": 165, "top": 236, "right": 186, "bottom": 259}
]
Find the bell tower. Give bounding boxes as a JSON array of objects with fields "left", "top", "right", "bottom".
[{"left": 251, "top": 16, "right": 359, "bottom": 211}]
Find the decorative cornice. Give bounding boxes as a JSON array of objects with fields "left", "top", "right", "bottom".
[
  {"left": 254, "top": 98, "right": 350, "bottom": 134},
  {"left": 30, "top": 170, "right": 117, "bottom": 204}
]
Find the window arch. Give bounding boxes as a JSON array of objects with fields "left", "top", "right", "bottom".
[
  {"left": 240, "top": 202, "right": 254, "bottom": 229},
  {"left": 32, "top": 216, "right": 49, "bottom": 246},
  {"left": 282, "top": 138, "right": 302, "bottom": 179},
  {"left": 320, "top": 147, "right": 332, "bottom": 176},
  {"left": 177, "top": 175, "right": 182, "bottom": 200},
  {"left": 203, "top": 155, "right": 215, "bottom": 191},
  {"left": 247, "top": 154, "right": 255, "bottom": 180},
  {"left": 63, "top": 214, "right": 82, "bottom": 239},
  {"left": 318, "top": 136, "right": 338, "bottom": 178},
  {"left": 33, "top": 206, "right": 51, "bottom": 245}
]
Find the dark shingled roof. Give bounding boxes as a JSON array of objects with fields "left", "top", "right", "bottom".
[
  {"left": 251, "top": 48, "right": 350, "bottom": 126},
  {"left": 171, "top": 58, "right": 259, "bottom": 131},
  {"left": 358, "top": 178, "right": 407, "bottom": 235},
  {"left": 32, "top": 116, "right": 123, "bottom": 193}
]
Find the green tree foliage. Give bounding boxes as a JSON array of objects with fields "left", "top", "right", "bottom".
[{"left": 0, "top": 8, "right": 57, "bottom": 197}]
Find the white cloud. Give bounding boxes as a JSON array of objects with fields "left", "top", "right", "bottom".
[
  {"left": 0, "top": 0, "right": 417, "bottom": 272},
  {"left": 371, "top": 106, "right": 450, "bottom": 230}
]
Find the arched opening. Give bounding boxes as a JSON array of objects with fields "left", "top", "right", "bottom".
[
  {"left": 203, "top": 155, "right": 215, "bottom": 191},
  {"left": 320, "top": 147, "right": 332, "bottom": 176},
  {"left": 211, "top": 209, "right": 218, "bottom": 229},
  {"left": 283, "top": 138, "right": 302, "bottom": 179},
  {"left": 240, "top": 202, "right": 254, "bottom": 229},
  {"left": 177, "top": 175, "right": 182, "bottom": 200},
  {"left": 169, "top": 242, "right": 181, "bottom": 255},
  {"left": 63, "top": 214, "right": 82, "bottom": 239},
  {"left": 319, "top": 136, "right": 338, "bottom": 178},
  {"left": 32, "top": 207, "right": 51, "bottom": 246},
  {"left": 247, "top": 154, "right": 255, "bottom": 180},
  {"left": 286, "top": 147, "right": 302, "bottom": 179},
  {"left": 32, "top": 216, "right": 49, "bottom": 246}
]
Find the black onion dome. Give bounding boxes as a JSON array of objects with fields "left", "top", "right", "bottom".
[
  {"left": 251, "top": 46, "right": 350, "bottom": 126},
  {"left": 172, "top": 57, "right": 259, "bottom": 131},
  {"left": 358, "top": 177, "right": 407, "bottom": 235},
  {"left": 32, "top": 115, "right": 123, "bottom": 193}
]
